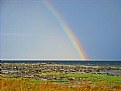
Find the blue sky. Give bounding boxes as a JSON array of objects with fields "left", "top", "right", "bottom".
[{"left": 0, "top": 0, "right": 121, "bottom": 60}]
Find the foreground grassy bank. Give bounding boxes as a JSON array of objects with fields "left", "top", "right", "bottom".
[
  {"left": 39, "top": 72, "right": 121, "bottom": 84},
  {"left": 1, "top": 78, "right": 121, "bottom": 91},
  {"left": 1, "top": 73, "right": 121, "bottom": 91}
]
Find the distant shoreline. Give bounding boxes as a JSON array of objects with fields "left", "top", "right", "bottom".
[{"left": 1, "top": 60, "right": 121, "bottom": 67}]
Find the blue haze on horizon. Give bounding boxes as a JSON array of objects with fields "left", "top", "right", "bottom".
[{"left": 0, "top": 0, "right": 121, "bottom": 60}]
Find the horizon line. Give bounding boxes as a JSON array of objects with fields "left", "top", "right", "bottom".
[{"left": 0, "top": 59, "right": 121, "bottom": 61}]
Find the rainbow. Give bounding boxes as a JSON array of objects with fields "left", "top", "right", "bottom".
[{"left": 43, "top": 1, "right": 88, "bottom": 60}]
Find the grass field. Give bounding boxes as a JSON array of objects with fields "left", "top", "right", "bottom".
[
  {"left": 39, "top": 72, "right": 121, "bottom": 84},
  {"left": 1, "top": 73, "right": 121, "bottom": 91}
]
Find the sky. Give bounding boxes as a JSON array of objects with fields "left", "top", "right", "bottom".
[{"left": 0, "top": 0, "right": 121, "bottom": 60}]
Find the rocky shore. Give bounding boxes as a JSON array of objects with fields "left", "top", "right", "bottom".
[{"left": 1, "top": 62, "right": 121, "bottom": 81}]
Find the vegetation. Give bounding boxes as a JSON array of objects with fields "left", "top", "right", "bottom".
[
  {"left": 39, "top": 72, "right": 121, "bottom": 84},
  {"left": 1, "top": 74, "right": 121, "bottom": 91},
  {"left": 1, "top": 63, "right": 121, "bottom": 91}
]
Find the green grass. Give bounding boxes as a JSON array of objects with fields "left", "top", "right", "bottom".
[
  {"left": 2, "top": 72, "right": 121, "bottom": 84},
  {"left": 39, "top": 72, "right": 121, "bottom": 84},
  {"left": 51, "top": 80, "right": 69, "bottom": 82}
]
